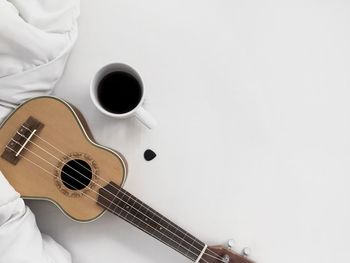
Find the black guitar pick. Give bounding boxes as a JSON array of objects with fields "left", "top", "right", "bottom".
[{"left": 144, "top": 149, "right": 156, "bottom": 161}]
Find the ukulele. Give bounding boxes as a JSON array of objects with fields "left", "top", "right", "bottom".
[{"left": 0, "top": 96, "right": 254, "bottom": 263}]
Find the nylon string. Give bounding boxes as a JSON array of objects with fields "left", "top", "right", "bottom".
[
  {"left": 5, "top": 125, "right": 226, "bottom": 263},
  {"left": 5, "top": 144, "right": 210, "bottom": 263},
  {"left": 19, "top": 124, "right": 225, "bottom": 261}
]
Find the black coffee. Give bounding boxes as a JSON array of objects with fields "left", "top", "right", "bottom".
[{"left": 97, "top": 71, "right": 142, "bottom": 114}]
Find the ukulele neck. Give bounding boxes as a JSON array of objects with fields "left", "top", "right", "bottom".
[{"left": 97, "top": 182, "right": 207, "bottom": 262}]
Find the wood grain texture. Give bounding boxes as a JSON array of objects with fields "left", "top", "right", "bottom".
[{"left": 0, "top": 96, "right": 127, "bottom": 222}]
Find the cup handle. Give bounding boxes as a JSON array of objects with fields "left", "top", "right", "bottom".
[{"left": 135, "top": 106, "right": 157, "bottom": 129}]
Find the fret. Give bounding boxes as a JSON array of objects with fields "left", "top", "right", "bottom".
[
  {"left": 97, "top": 182, "right": 206, "bottom": 262},
  {"left": 142, "top": 206, "right": 154, "bottom": 234}
]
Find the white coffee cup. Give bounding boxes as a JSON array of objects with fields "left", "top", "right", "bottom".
[{"left": 90, "top": 63, "right": 156, "bottom": 129}]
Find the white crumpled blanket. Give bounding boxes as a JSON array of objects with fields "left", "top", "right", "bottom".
[{"left": 0, "top": 0, "right": 79, "bottom": 262}]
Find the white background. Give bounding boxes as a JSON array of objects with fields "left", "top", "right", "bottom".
[{"left": 27, "top": 1, "right": 350, "bottom": 262}]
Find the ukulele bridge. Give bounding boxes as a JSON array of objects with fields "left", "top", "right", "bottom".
[{"left": 1, "top": 116, "right": 44, "bottom": 165}]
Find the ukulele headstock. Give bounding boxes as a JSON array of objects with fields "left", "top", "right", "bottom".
[{"left": 201, "top": 242, "right": 254, "bottom": 263}]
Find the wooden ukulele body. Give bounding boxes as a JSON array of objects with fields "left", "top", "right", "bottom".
[
  {"left": 0, "top": 96, "right": 255, "bottom": 263},
  {"left": 0, "top": 96, "right": 127, "bottom": 222}
]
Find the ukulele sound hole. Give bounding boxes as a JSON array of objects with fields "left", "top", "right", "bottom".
[{"left": 61, "top": 159, "right": 92, "bottom": 190}]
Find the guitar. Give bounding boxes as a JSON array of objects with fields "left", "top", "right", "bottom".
[{"left": 0, "top": 96, "right": 254, "bottom": 263}]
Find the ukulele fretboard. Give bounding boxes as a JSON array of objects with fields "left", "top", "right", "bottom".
[{"left": 97, "top": 182, "right": 206, "bottom": 262}]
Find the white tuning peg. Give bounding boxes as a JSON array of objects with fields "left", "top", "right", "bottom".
[
  {"left": 241, "top": 247, "right": 251, "bottom": 257},
  {"left": 227, "top": 239, "right": 235, "bottom": 249}
]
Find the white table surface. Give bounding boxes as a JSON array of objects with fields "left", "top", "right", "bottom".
[{"left": 26, "top": 1, "right": 350, "bottom": 262}]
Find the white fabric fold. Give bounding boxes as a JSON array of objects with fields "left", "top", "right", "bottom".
[
  {"left": 0, "top": 172, "right": 72, "bottom": 263},
  {"left": 0, "top": 0, "right": 79, "bottom": 122},
  {"left": 0, "top": 0, "right": 79, "bottom": 262}
]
